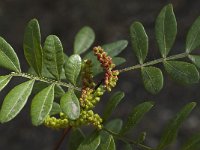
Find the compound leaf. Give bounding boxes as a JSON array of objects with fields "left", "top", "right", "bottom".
[
  {"left": 103, "top": 91, "right": 125, "bottom": 121},
  {"left": 130, "top": 21, "right": 148, "bottom": 64},
  {"left": 0, "top": 80, "right": 35, "bottom": 123},
  {"left": 23, "top": 19, "right": 43, "bottom": 76},
  {"left": 43, "top": 35, "right": 64, "bottom": 80},
  {"left": 141, "top": 66, "right": 163, "bottom": 94},
  {"left": 186, "top": 16, "right": 200, "bottom": 53},
  {"left": 74, "top": 26, "right": 95, "bottom": 55},
  {"left": 155, "top": 4, "right": 177, "bottom": 57},
  {"left": 64, "top": 54, "right": 81, "bottom": 85},
  {"left": 98, "top": 132, "right": 115, "bottom": 150},
  {"left": 50, "top": 102, "right": 62, "bottom": 116},
  {"left": 31, "top": 84, "right": 55, "bottom": 126},
  {"left": 60, "top": 90, "right": 80, "bottom": 120},
  {"left": 120, "top": 101, "right": 154, "bottom": 135},
  {"left": 105, "top": 119, "right": 123, "bottom": 134},
  {"left": 157, "top": 102, "right": 196, "bottom": 150},
  {"left": 163, "top": 61, "right": 199, "bottom": 85},
  {"left": 0, "top": 37, "right": 21, "bottom": 72}
]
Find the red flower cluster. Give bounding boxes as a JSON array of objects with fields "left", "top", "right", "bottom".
[{"left": 93, "top": 46, "right": 119, "bottom": 91}]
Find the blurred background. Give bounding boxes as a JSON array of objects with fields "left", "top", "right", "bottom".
[{"left": 0, "top": 0, "right": 200, "bottom": 149}]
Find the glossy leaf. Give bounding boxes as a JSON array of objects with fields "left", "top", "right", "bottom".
[
  {"left": 77, "top": 132, "right": 100, "bottom": 150},
  {"left": 0, "top": 37, "right": 21, "bottom": 72},
  {"left": 188, "top": 55, "right": 200, "bottom": 69},
  {"left": 31, "top": 84, "right": 55, "bottom": 126},
  {"left": 103, "top": 91, "right": 125, "bottom": 121},
  {"left": 155, "top": 4, "right": 177, "bottom": 57},
  {"left": 50, "top": 102, "right": 62, "bottom": 115},
  {"left": 60, "top": 90, "right": 80, "bottom": 120},
  {"left": 157, "top": 102, "right": 196, "bottom": 150},
  {"left": 182, "top": 133, "right": 200, "bottom": 150},
  {"left": 69, "top": 129, "right": 85, "bottom": 150},
  {"left": 23, "top": 19, "right": 43, "bottom": 76},
  {"left": 141, "top": 66, "right": 163, "bottom": 94},
  {"left": 105, "top": 119, "right": 123, "bottom": 134},
  {"left": 186, "top": 16, "right": 200, "bottom": 53},
  {"left": 163, "top": 61, "right": 199, "bottom": 85},
  {"left": 120, "top": 101, "right": 154, "bottom": 135},
  {"left": 130, "top": 21, "right": 148, "bottom": 64},
  {"left": 64, "top": 54, "right": 81, "bottom": 85},
  {"left": 0, "top": 80, "right": 34, "bottom": 123},
  {"left": 74, "top": 26, "right": 95, "bottom": 54},
  {"left": 0, "top": 75, "right": 12, "bottom": 92},
  {"left": 43, "top": 35, "right": 64, "bottom": 80}
]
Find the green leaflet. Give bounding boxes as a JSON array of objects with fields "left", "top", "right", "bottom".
[
  {"left": 155, "top": 4, "right": 177, "bottom": 57},
  {"left": 64, "top": 54, "right": 82, "bottom": 85},
  {"left": 31, "top": 84, "right": 55, "bottom": 126},
  {"left": 188, "top": 55, "right": 200, "bottom": 69},
  {"left": 23, "top": 19, "right": 43, "bottom": 76},
  {"left": 43, "top": 35, "right": 64, "bottom": 80},
  {"left": 0, "top": 80, "right": 35, "bottom": 123},
  {"left": 68, "top": 129, "right": 85, "bottom": 150},
  {"left": 103, "top": 91, "right": 125, "bottom": 121},
  {"left": 32, "top": 82, "right": 65, "bottom": 98},
  {"left": 130, "top": 21, "right": 148, "bottom": 64},
  {"left": 105, "top": 119, "right": 123, "bottom": 134},
  {"left": 60, "top": 90, "right": 80, "bottom": 120},
  {"left": 182, "top": 133, "right": 200, "bottom": 150},
  {"left": 163, "top": 61, "right": 199, "bottom": 85},
  {"left": 74, "top": 26, "right": 95, "bottom": 55},
  {"left": 186, "top": 16, "right": 200, "bottom": 53},
  {"left": 120, "top": 101, "right": 154, "bottom": 135},
  {"left": 49, "top": 102, "right": 62, "bottom": 116},
  {"left": 0, "top": 37, "right": 21, "bottom": 72},
  {"left": 97, "top": 132, "right": 115, "bottom": 150},
  {"left": 157, "top": 102, "right": 196, "bottom": 150},
  {"left": 0, "top": 75, "right": 12, "bottom": 92},
  {"left": 141, "top": 66, "right": 164, "bottom": 94},
  {"left": 77, "top": 132, "right": 101, "bottom": 150}
]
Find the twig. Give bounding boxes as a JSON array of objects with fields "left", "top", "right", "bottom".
[{"left": 53, "top": 127, "right": 72, "bottom": 150}]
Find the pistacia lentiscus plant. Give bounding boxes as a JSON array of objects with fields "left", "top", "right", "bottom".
[{"left": 1, "top": 3, "right": 200, "bottom": 150}]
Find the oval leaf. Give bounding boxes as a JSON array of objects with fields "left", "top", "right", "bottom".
[
  {"left": 74, "top": 26, "right": 95, "bottom": 54},
  {"left": 130, "top": 21, "right": 148, "bottom": 64},
  {"left": 60, "top": 90, "right": 80, "bottom": 120},
  {"left": 31, "top": 84, "right": 54, "bottom": 126},
  {"left": 157, "top": 102, "right": 196, "bottom": 150},
  {"left": 105, "top": 119, "right": 123, "bottom": 134},
  {"left": 64, "top": 54, "right": 81, "bottom": 85},
  {"left": 182, "top": 133, "right": 200, "bottom": 150},
  {"left": 43, "top": 35, "right": 64, "bottom": 80},
  {"left": 163, "top": 61, "right": 199, "bottom": 85},
  {"left": 77, "top": 132, "right": 100, "bottom": 150},
  {"left": 188, "top": 55, "right": 200, "bottom": 69},
  {"left": 98, "top": 132, "right": 115, "bottom": 150},
  {"left": 141, "top": 66, "right": 164, "bottom": 94},
  {"left": 186, "top": 16, "right": 200, "bottom": 53},
  {"left": 0, "top": 75, "right": 12, "bottom": 92},
  {"left": 68, "top": 129, "right": 85, "bottom": 150},
  {"left": 23, "top": 19, "right": 43, "bottom": 76},
  {"left": 120, "top": 101, "right": 154, "bottom": 135},
  {"left": 0, "top": 37, "right": 21, "bottom": 72},
  {"left": 0, "top": 80, "right": 35, "bottom": 123},
  {"left": 103, "top": 91, "right": 125, "bottom": 121},
  {"left": 155, "top": 4, "right": 177, "bottom": 57}
]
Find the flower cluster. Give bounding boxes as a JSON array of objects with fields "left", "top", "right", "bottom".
[
  {"left": 44, "top": 113, "right": 69, "bottom": 130},
  {"left": 93, "top": 46, "right": 119, "bottom": 91}
]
